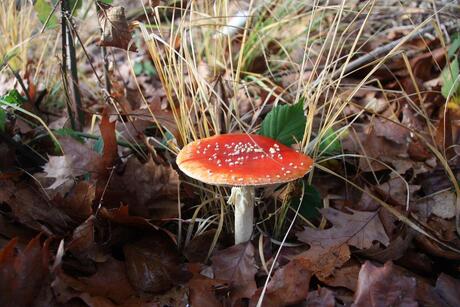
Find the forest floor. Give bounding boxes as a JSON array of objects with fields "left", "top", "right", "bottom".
[{"left": 1, "top": 0, "right": 460, "bottom": 306}]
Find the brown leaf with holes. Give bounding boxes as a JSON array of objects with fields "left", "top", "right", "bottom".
[
  {"left": 250, "top": 258, "right": 312, "bottom": 307},
  {"left": 212, "top": 242, "right": 257, "bottom": 304},
  {"left": 0, "top": 235, "right": 52, "bottom": 306},
  {"left": 353, "top": 261, "right": 417, "bottom": 307},
  {"left": 97, "top": 3, "right": 137, "bottom": 51},
  {"left": 296, "top": 208, "right": 389, "bottom": 278}
]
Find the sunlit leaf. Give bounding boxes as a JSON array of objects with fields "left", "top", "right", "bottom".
[{"left": 258, "top": 99, "right": 306, "bottom": 146}]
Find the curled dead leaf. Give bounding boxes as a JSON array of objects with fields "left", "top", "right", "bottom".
[{"left": 97, "top": 3, "right": 137, "bottom": 52}]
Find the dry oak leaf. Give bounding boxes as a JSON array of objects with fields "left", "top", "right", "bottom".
[
  {"left": 296, "top": 208, "right": 389, "bottom": 278},
  {"left": 212, "top": 242, "right": 257, "bottom": 305},
  {"left": 250, "top": 258, "right": 312, "bottom": 307},
  {"left": 353, "top": 261, "right": 417, "bottom": 307},
  {"left": 98, "top": 3, "right": 137, "bottom": 51}
]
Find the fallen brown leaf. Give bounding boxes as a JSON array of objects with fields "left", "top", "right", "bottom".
[
  {"left": 186, "top": 263, "right": 228, "bottom": 307},
  {"left": 123, "top": 235, "right": 189, "bottom": 293},
  {"left": 373, "top": 116, "right": 410, "bottom": 145},
  {"left": 53, "top": 256, "right": 136, "bottom": 305},
  {"left": 212, "top": 242, "right": 257, "bottom": 304},
  {"left": 52, "top": 181, "right": 95, "bottom": 222},
  {"left": 104, "top": 155, "right": 179, "bottom": 218},
  {"left": 353, "top": 261, "right": 417, "bottom": 307},
  {"left": 305, "top": 287, "right": 335, "bottom": 307},
  {"left": 434, "top": 273, "right": 460, "bottom": 307},
  {"left": 296, "top": 208, "right": 389, "bottom": 278},
  {"left": 250, "top": 258, "right": 312, "bottom": 307},
  {"left": 99, "top": 204, "right": 157, "bottom": 230},
  {"left": 66, "top": 216, "right": 107, "bottom": 262},
  {"left": 0, "top": 235, "right": 52, "bottom": 306},
  {"left": 0, "top": 180, "right": 75, "bottom": 235},
  {"left": 319, "top": 262, "right": 360, "bottom": 292},
  {"left": 43, "top": 137, "right": 100, "bottom": 190}
]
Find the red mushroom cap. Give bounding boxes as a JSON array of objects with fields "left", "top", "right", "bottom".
[{"left": 176, "top": 133, "right": 313, "bottom": 186}]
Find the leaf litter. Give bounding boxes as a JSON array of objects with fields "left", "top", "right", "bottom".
[{"left": 0, "top": 1, "right": 460, "bottom": 306}]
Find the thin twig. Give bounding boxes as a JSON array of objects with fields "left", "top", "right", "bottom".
[
  {"left": 62, "top": 0, "right": 84, "bottom": 130},
  {"left": 61, "top": 0, "right": 76, "bottom": 130},
  {"left": 314, "top": 20, "right": 459, "bottom": 87}
]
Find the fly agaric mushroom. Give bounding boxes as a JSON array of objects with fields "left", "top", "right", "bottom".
[{"left": 176, "top": 133, "right": 313, "bottom": 244}]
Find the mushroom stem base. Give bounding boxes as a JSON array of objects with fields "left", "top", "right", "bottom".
[{"left": 228, "top": 186, "right": 255, "bottom": 244}]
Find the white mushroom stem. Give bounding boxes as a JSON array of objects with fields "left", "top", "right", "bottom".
[{"left": 228, "top": 186, "right": 255, "bottom": 244}]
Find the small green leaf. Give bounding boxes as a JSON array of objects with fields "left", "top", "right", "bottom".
[
  {"left": 318, "top": 128, "right": 342, "bottom": 155},
  {"left": 0, "top": 90, "right": 25, "bottom": 105},
  {"left": 258, "top": 99, "right": 306, "bottom": 146},
  {"left": 0, "top": 90, "right": 26, "bottom": 132},
  {"left": 133, "top": 62, "right": 143, "bottom": 76},
  {"left": 34, "top": 0, "right": 58, "bottom": 29},
  {"left": 143, "top": 61, "right": 157, "bottom": 77},
  {"left": 291, "top": 183, "right": 322, "bottom": 220},
  {"left": 448, "top": 33, "right": 460, "bottom": 59},
  {"left": 441, "top": 58, "right": 460, "bottom": 99},
  {"left": 0, "top": 109, "right": 6, "bottom": 132}
]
